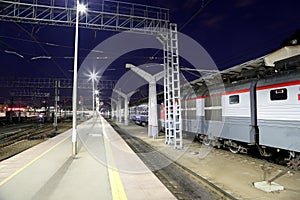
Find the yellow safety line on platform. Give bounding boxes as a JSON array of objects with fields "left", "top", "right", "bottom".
[
  {"left": 101, "top": 117, "right": 128, "bottom": 200},
  {"left": 0, "top": 134, "right": 71, "bottom": 186}
]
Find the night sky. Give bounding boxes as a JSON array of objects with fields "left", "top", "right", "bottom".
[{"left": 0, "top": 0, "right": 299, "bottom": 104}]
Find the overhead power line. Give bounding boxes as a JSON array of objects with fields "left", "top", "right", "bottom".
[{"left": 179, "top": 0, "right": 215, "bottom": 31}]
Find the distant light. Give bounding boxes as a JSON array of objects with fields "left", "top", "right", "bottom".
[
  {"left": 96, "top": 56, "right": 108, "bottom": 60},
  {"left": 31, "top": 56, "right": 51, "bottom": 60},
  {"left": 4, "top": 50, "right": 24, "bottom": 58},
  {"left": 91, "top": 50, "right": 104, "bottom": 53},
  {"left": 45, "top": 43, "right": 59, "bottom": 47},
  {"left": 7, "top": 107, "right": 25, "bottom": 112},
  {"left": 87, "top": 70, "right": 99, "bottom": 81},
  {"left": 77, "top": 3, "right": 87, "bottom": 13}
]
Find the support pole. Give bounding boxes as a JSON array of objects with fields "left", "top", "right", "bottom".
[
  {"left": 111, "top": 98, "right": 117, "bottom": 121},
  {"left": 117, "top": 95, "right": 122, "bottom": 123},
  {"left": 54, "top": 80, "right": 60, "bottom": 131},
  {"left": 92, "top": 77, "right": 95, "bottom": 117},
  {"left": 72, "top": 0, "right": 80, "bottom": 157},
  {"left": 124, "top": 96, "right": 129, "bottom": 125},
  {"left": 114, "top": 89, "right": 136, "bottom": 126},
  {"left": 125, "top": 64, "right": 164, "bottom": 138}
]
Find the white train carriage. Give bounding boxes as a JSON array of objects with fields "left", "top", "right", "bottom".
[
  {"left": 256, "top": 72, "right": 300, "bottom": 153},
  {"left": 182, "top": 46, "right": 300, "bottom": 157},
  {"left": 220, "top": 81, "right": 257, "bottom": 147},
  {"left": 181, "top": 85, "right": 206, "bottom": 135},
  {"left": 192, "top": 81, "right": 257, "bottom": 152},
  {"left": 182, "top": 97, "right": 197, "bottom": 133}
]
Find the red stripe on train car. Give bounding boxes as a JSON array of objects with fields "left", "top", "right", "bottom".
[
  {"left": 181, "top": 80, "right": 300, "bottom": 100},
  {"left": 182, "top": 96, "right": 205, "bottom": 102},
  {"left": 257, "top": 80, "right": 300, "bottom": 90},
  {"left": 197, "top": 96, "right": 205, "bottom": 99},
  {"left": 223, "top": 89, "right": 250, "bottom": 95}
]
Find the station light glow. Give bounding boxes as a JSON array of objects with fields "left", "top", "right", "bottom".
[{"left": 77, "top": 3, "right": 87, "bottom": 13}]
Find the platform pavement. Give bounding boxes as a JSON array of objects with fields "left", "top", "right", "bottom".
[{"left": 0, "top": 116, "right": 175, "bottom": 200}]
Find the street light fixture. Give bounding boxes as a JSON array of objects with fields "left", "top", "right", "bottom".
[
  {"left": 77, "top": 3, "right": 87, "bottom": 13},
  {"left": 72, "top": 0, "right": 87, "bottom": 157}
]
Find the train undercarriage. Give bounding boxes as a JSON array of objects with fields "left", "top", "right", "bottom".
[{"left": 195, "top": 133, "right": 300, "bottom": 170}]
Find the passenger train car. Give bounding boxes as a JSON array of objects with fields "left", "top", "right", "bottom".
[
  {"left": 129, "top": 104, "right": 148, "bottom": 126},
  {"left": 181, "top": 46, "right": 300, "bottom": 162},
  {"left": 124, "top": 45, "right": 300, "bottom": 165}
]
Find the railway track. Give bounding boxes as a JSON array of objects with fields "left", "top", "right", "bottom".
[
  {"left": 108, "top": 119, "right": 237, "bottom": 200},
  {"left": 0, "top": 122, "right": 72, "bottom": 161},
  {"left": 0, "top": 124, "right": 55, "bottom": 148},
  {"left": 0, "top": 124, "right": 37, "bottom": 148},
  {"left": 0, "top": 124, "right": 34, "bottom": 139}
]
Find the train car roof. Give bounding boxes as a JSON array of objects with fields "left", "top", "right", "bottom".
[
  {"left": 264, "top": 45, "right": 300, "bottom": 67},
  {"left": 190, "top": 45, "right": 300, "bottom": 85}
]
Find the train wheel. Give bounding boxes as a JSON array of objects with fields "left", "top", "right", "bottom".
[
  {"left": 228, "top": 141, "right": 240, "bottom": 154},
  {"left": 202, "top": 136, "right": 211, "bottom": 146}
]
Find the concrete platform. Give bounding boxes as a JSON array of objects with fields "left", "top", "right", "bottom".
[
  {"left": 0, "top": 116, "right": 175, "bottom": 200},
  {"left": 117, "top": 122, "right": 300, "bottom": 200}
]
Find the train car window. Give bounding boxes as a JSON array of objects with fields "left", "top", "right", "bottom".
[
  {"left": 205, "top": 95, "right": 221, "bottom": 107},
  {"left": 205, "top": 109, "right": 222, "bottom": 121},
  {"left": 270, "top": 88, "right": 287, "bottom": 101},
  {"left": 229, "top": 95, "right": 240, "bottom": 104}
]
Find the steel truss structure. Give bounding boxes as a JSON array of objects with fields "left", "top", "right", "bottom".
[
  {"left": 0, "top": 77, "right": 115, "bottom": 89},
  {"left": 0, "top": 0, "right": 169, "bottom": 34},
  {"left": 0, "top": 0, "right": 182, "bottom": 149},
  {"left": 9, "top": 89, "right": 50, "bottom": 97}
]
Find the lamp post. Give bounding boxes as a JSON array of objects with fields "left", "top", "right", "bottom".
[
  {"left": 54, "top": 80, "right": 60, "bottom": 131},
  {"left": 95, "top": 90, "right": 99, "bottom": 115},
  {"left": 92, "top": 77, "right": 95, "bottom": 117},
  {"left": 72, "top": 1, "right": 86, "bottom": 157},
  {"left": 88, "top": 71, "right": 99, "bottom": 118}
]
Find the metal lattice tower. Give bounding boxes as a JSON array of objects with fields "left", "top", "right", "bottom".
[
  {"left": 162, "top": 24, "right": 182, "bottom": 149},
  {"left": 0, "top": 0, "right": 182, "bottom": 149}
]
